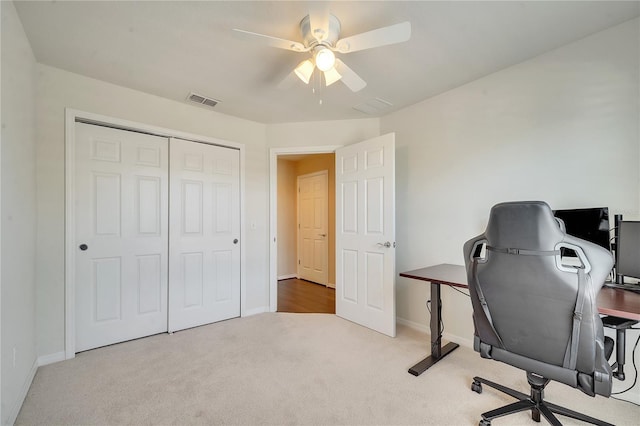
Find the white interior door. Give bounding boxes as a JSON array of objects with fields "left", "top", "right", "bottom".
[
  {"left": 297, "top": 171, "right": 328, "bottom": 285},
  {"left": 168, "top": 138, "right": 241, "bottom": 332},
  {"left": 75, "top": 122, "right": 169, "bottom": 352},
  {"left": 335, "top": 133, "right": 396, "bottom": 337}
]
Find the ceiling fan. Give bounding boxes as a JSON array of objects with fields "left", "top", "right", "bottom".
[{"left": 233, "top": 8, "right": 411, "bottom": 92}]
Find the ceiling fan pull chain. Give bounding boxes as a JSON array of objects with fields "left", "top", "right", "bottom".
[{"left": 317, "top": 72, "right": 323, "bottom": 105}]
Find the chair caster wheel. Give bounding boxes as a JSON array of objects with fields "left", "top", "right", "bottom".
[
  {"left": 471, "top": 380, "right": 483, "bottom": 394},
  {"left": 479, "top": 419, "right": 491, "bottom": 426}
]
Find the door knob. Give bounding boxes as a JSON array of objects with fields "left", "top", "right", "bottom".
[
  {"left": 377, "top": 241, "right": 391, "bottom": 248},
  {"left": 79, "top": 244, "right": 88, "bottom": 251},
  {"left": 233, "top": 239, "right": 238, "bottom": 244}
]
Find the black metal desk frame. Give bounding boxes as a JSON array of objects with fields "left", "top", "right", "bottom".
[{"left": 399, "top": 264, "right": 468, "bottom": 376}]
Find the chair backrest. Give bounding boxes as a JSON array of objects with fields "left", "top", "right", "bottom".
[{"left": 463, "top": 201, "right": 613, "bottom": 397}]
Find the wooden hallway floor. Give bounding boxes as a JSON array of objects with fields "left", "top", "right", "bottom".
[{"left": 277, "top": 278, "right": 336, "bottom": 314}]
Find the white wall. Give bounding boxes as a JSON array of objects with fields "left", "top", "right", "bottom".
[
  {"left": 35, "top": 65, "right": 269, "bottom": 357},
  {"left": 267, "top": 118, "right": 380, "bottom": 149},
  {"left": 382, "top": 18, "right": 639, "bottom": 400},
  {"left": 1, "top": 1, "right": 38, "bottom": 424}
]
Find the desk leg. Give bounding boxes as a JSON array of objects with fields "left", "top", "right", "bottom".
[
  {"left": 408, "top": 281, "right": 459, "bottom": 376},
  {"left": 431, "top": 281, "right": 442, "bottom": 358}
]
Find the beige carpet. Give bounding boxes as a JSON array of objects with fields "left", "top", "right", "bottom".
[{"left": 16, "top": 313, "right": 638, "bottom": 425}]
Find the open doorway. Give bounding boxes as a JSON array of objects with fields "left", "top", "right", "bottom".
[
  {"left": 274, "top": 153, "right": 336, "bottom": 313},
  {"left": 270, "top": 135, "right": 396, "bottom": 335}
]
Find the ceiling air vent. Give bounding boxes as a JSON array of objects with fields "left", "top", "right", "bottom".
[
  {"left": 353, "top": 98, "right": 393, "bottom": 115},
  {"left": 187, "top": 92, "right": 220, "bottom": 108}
]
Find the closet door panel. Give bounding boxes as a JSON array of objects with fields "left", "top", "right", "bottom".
[
  {"left": 75, "top": 122, "right": 169, "bottom": 352},
  {"left": 169, "top": 138, "right": 240, "bottom": 332}
]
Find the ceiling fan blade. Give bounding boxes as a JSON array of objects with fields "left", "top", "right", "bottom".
[
  {"left": 334, "top": 59, "right": 366, "bottom": 92},
  {"left": 334, "top": 21, "right": 411, "bottom": 53},
  {"left": 308, "top": 3, "right": 331, "bottom": 42},
  {"left": 233, "top": 29, "right": 310, "bottom": 52}
]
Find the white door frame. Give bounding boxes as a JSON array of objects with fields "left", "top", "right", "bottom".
[
  {"left": 296, "top": 170, "right": 329, "bottom": 285},
  {"left": 65, "top": 108, "right": 246, "bottom": 359},
  {"left": 269, "top": 146, "right": 341, "bottom": 312}
]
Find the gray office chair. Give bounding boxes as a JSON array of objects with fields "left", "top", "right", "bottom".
[{"left": 463, "top": 201, "right": 614, "bottom": 426}]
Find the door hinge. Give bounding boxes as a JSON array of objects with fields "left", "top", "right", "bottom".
[{"left": 298, "top": 259, "right": 300, "bottom": 264}]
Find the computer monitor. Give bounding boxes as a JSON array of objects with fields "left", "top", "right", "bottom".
[
  {"left": 553, "top": 207, "right": 611, "bottom": 251},
  {"left": 617, "top": 221, "right": 640, "bottom": 280}
]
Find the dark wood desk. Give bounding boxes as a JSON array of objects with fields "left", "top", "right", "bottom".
[
  {"left": 598, "top": 287, "right": 640, "bottom": 321},
  {"left": 400, "top": 263, "right": 640, "bottom": 376}
]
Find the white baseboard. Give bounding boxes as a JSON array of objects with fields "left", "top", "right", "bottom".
[
  {"left": 4, "top": 351, "right": 67, "bottom": 425},
  {"left": 6, "top": 357, "right": 38, "bottom": 426},
  {"left": 443, "top": 332, "right": 473, "bottom": 349},
  {"left": 397, "top": 316, "right": 429, "bottom": 333},
  {"left": 243, "top": 306, "right": 268, "bottom": 317},
  {"left": 38, "top": 351, "right": 66, "bottom": 366},
  {"left": 396, "top": 316, "right": 473, "bottom": 349},
  {"left": 277, "top": 274, "right": 297, "bottom": 280}
]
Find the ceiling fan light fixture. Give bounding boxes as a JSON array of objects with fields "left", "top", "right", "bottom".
[
  {"left": 294, "top": 59, "right": 314, "bottom": 84},
  {"left": 324, "top": 68, "right": 341, "bottom": 86},
  {"left": 315, "top": 47, "right": 335, "bottom": 72},
  {"left": 235, "top": 13, "right": 411, "bottom": 94}
]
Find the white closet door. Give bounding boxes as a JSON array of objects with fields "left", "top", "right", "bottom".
[
  {"left": 168, "top": 138, "right": 241, "bottom": 332},
  {"left": 75, "top": 122, "right": 169, "bottom": 352}
]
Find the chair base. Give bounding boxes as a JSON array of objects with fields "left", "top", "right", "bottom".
[{"left": 471, "top": 376, "right": 613, "bottom": 426}]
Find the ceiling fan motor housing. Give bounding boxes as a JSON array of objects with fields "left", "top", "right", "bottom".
[{"left": 300, "top": 14, "right": 341, "bottom": 48}]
